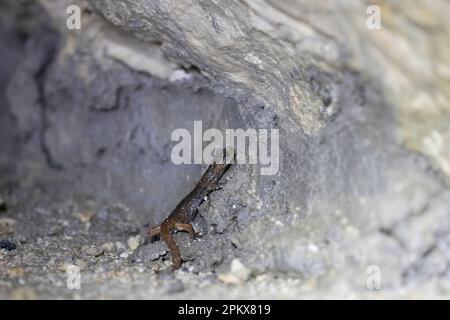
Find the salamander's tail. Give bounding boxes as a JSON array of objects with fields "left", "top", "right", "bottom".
[{"left": 161, "top": 222, "right": 182, "bottom": 270}]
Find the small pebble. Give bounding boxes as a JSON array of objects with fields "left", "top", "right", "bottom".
[
  {"left": 127, "top": 235, "right": 141, "bottom": 251},
  {"left": 81, "top": 245, "right": 104, "bottom": 257},
  {"left": 74, "top": 210, "right": 96, "bottom": 223},
  {"left": 0, "top": 239, "right": 17, "bottom": 251},
  {"left": 217, "top": 259, "right": 252, "bottom": 285},
  {"left": 115, "top": 241, "right": 126, "bottom": 253},
  {"left": 101, "top": 242, "right": 116, "bottom": 253},
  {"left": 0, "top": 218, "right": 16, "bottom": 236}
]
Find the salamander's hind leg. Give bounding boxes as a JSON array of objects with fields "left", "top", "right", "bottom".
[
  {"left": 174, "top": 222, "right": 199, "bottom": 238},
  {"left": 148, "top": 226, "right": 161, "bottom": 242}
]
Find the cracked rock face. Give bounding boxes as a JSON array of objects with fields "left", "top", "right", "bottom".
[{"left": 1, "top": 0, "right": 450, "bottom": 299}]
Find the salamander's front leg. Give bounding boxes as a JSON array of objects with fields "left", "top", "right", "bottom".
[
  {"left": 160, "top": 223, "right": 182, "bottom": 270},
  {"left": 148, "top": 226, "right": 161, "bottom": 242}
]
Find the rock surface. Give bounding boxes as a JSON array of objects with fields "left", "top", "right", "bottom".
[{"left": 0, "top": 0, "right": 449, "bottom": 299}]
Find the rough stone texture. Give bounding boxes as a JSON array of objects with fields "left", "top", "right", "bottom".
[{"left": 0, "top": 0, "right": 449, "bottom": 299}]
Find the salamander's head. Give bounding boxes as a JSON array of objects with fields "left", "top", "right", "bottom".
[{"left": 198, "top": 148, "right": 235, "bottom": 188}]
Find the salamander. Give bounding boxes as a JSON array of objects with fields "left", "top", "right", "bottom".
[{"left": 148, "top": 149, "right": 234, "bottom": 270}]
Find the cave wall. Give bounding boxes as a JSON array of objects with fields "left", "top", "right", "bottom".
[{"left": 1, "top": 0, "right": 449, "bottom": 298}]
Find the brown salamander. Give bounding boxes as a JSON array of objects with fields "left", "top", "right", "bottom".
[{"left": 148, "top": 149, "right": 234, "bottom": 270}]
